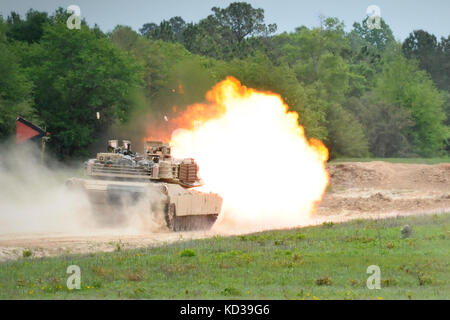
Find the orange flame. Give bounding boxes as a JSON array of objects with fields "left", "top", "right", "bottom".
[
  {"left": 169, "top": 77, "right": 329, "bottom": 232},
  {"left": 144, "top": 102, "right": 225, "bottom": 142}
]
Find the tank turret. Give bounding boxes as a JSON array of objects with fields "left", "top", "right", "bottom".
[{"left": 85, "top": 139, "right": 202, "bottom": 188}]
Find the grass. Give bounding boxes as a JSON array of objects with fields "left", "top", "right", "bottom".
[
  {"left": 0, "top": 213, "right": 448, "bottom": 300},
  {"left": 330, "top": 157, "right": 449, "bottom": 165},
  {"left": 21, "top": 250, "right": 32, "bottom": 259}
]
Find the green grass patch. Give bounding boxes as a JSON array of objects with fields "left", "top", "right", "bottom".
[
  {"left": 179, "top": 249, "right": 196, "bottom": 257},
  {"left": 21, "top": 250, "right": 32, "bottom": 259},
  {"left": 0, "top": 214, "right": 448, "bottom": 300}
]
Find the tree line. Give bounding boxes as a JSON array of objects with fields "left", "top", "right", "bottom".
[{"left": 0, "top": 3, "right": 448, "bottom": 159}]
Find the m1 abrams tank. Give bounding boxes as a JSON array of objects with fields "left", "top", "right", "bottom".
[{"left": 67, "top": 140, "right": 223, "bottom": 231}]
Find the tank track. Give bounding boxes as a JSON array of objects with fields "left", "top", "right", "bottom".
[{"left": 165, "top": 203, "right": 218, "bottom": 231}]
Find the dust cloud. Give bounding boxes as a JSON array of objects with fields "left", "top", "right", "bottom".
[{"left": 0, "top": 141, "right": 166, "bottom": 236}]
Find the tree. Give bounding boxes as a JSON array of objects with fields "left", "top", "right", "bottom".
[
  {"left": 211, "top": 2, "right": 277, "bottom": 44},
  {"left": 403, "top": 31, "right": 450, "bottom": 93},
  {"left": 140, "top": 17, "right": 186, "bottom": 42},
  {"left": 181, "top": 17, "right": 228, "bottom": 59},
  {"left": 0, "top": 15, "right": 7, "bottom": 42},
  {"left": 6, "top": 9, "right": 50, "bottom": 43},
  {"left": 111, "top": 25, "right": 194, "bottom": 102},
  {"left": 110, "top": 25, "right": 139, "bottom": 51},
  {"left": 24, "top": 22, "right": 143, "bottom": 158},
  {"left": 139, "top": 23, "right": 158, "bottom": 37},
  {"left": 276, "top": 18, "right": 353, "bottom": 103},
  {"left": 269, "top": 17, "right": 370, "bottom": 157},
  {"left": 441, "top": 90, "right": 450, "bottom": 152},
  {"left": 179, "top": 2, "right": 276, "bottom": 60},
  {"left": 325, "top": 103, "right": 369, "bottom": 158},
  {"left": 437, "top": 35, "right": 450, "bottom": 92},
  {"left": 0, "top": 40, "right": 33, "bottom": 139},
  {"left": 168, "top": 16, "right": 186, "bottom": 42},
  {"left": 402, "top": 30, "right": 439, "bottom": 82},
  {"left": 351, "top": 17, "right": 395, "bottom": 51},
  {"left": 373, "top": 50, "right": 448, "bottom": 155},
  {"left": 346, "top": 25, "right": 385, "bottom": 96},
  {"left": 345, "top": 96, "right": 414, "bottom": 157}
]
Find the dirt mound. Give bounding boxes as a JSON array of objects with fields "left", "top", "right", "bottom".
[
  {"left": 319, "top": 161, "right": 450, "bottom": 216},
  {"left": 328, "top": 163, "right": 385, "bottom": 188},
  {"left": 328, "top": 161, "right": 450, "bottom": 191}
]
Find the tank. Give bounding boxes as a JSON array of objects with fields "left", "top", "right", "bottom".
[{"left": 66, "top": 140, "right": 223, "bottom": 231}]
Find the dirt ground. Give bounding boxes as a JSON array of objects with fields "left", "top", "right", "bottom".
[
  {"left": 319, "top": 161, "right": 450, "bottom": 216},
  {"left": 1, "top": 161, "right": 449, "bottom": 262}
]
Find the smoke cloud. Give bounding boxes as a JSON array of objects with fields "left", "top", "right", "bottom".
[{"left": 0, "top": 141, "right": 166, "bottom": 235}]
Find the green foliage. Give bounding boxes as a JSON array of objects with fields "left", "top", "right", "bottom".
[
  {"left": 345, "top": 96, "right": 415, "bottom": 157},
  {"left": 181, "top": 18, "right": 230, "bottom": 59},
  {"left": 403, "top": 30, "right": 450, "bottom": 92},
  {"left": 24, "top": 22, "right": 143, "bottom": 158},
  {"left": 0, "top": 15, "right": 8, "bottom": 42},
  {"left": 22, "top": 250, "right": 32, "bottom": 258},
  {"left": 373, "top": 51, "right": 448, "bottom": 156},
  {"left": 278, "top": 18, "right": 351, "bottom": 100},
  {"left": 0, "top": 41, "right": 34, "bottom": 139},
  {"left": 437, "top": 36, "right": 450, "bottom": 92},
  {"left": 143, "top": 21, "right": 175, "bottom": 42},
  {"left": 140, "top": 17, "right": 186, "bottom": 43},
  {"left": 6, "top": 9, "right": 49, "bottom": 43},
  {"left": 108, "top": 27, "right": 219, "bottom": 145},
  {"left": 270, "top": 18, "right": 373, "bottom": 157},
  {"left": 179, "top": 249, "right": 196, "bottom": 257},
  {"left": 442, "top": 91, "right": 450, "bottom": 127},
  {"left": 403, "top": 31, "right": 438, "bottom": 77},
  {"left": 0, "top": 5, "right": 448, "bottom": 159},
  {"left": 211, "top": 2, "right": 277, "bottom": 44},
  {"left": 155, "top": 2, "right": 278, "bottom": 60},
  {"left": 325, "top": 103, "right": 369, "bottom": 158},
  {"left": 351, "top": 17, "right": 395, "bottom": 51}
]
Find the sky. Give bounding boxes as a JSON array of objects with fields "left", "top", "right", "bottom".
[{"left": 1, "top": 0, "right": 449, "bottom": 41}]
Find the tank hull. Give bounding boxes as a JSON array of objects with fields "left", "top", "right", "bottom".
[{"left": 66, "top": 178, "right": 222, "bottom": 231}]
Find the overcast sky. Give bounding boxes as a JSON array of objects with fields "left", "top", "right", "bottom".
[{"left": 1, "top": 0, "right": 449, "bottom": 41}]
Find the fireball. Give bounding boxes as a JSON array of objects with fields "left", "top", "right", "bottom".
[{"left": 170, "top": 77, "right": 329, "bottom": 232}]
